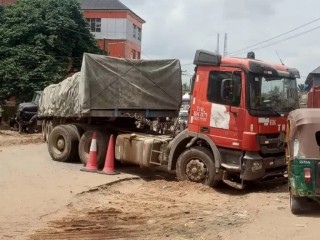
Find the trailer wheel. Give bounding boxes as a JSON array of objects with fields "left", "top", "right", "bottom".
[
  {"left": 48, "top": 125, "right": 78, "bottom": 162},
  {"left": 46, "top": 121, "right": 53, "bottom": 140},
  {"left": 176, "top": 146, "right": 221, "bottom": 187},
  {"left": 64, "top": 125, "right": 82, "bottom": 162},
  {"left": 41, "top": 120, "right": 47, "bottom": 141},
  {"left": 290, "top": 191, "right": 302, "bottom": 215},
  {"left": 78, "top": 130, "right": 109, "bottom": 169},
  {"left": 64, "top": 124, "right": 82, "bottom": 141}
]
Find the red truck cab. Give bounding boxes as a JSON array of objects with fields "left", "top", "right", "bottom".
[{"left": 169, "top": 50, "right": 300, "bottom": 189}]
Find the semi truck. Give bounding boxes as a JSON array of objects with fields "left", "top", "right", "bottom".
[{"left": 39, "top": 50, "right": 300, "bottom": 189}]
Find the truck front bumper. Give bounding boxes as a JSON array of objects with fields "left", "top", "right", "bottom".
[{"left": 241, "top": 152, "right": 286, "bottom": 181}]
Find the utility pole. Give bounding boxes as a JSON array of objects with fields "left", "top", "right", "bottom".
[
  {"left": 223, "top": 33, "right": 228, "bottom": 56},
  {"left": 216, "top": 33, "right": 220, "bottom": 54}
]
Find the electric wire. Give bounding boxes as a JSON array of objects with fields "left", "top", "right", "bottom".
[
  {"left": 229, "top": 16, "right": 320, "bottom": 55},
  {"left": 232, "top": 24, "right": 320, "bottom": 56}
]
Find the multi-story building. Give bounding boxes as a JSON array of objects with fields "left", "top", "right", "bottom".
[
  {"left": 80, "top": 0, "right": 145, "bottom": 59},
  {"left": 1, "top": 0, "right": 145, "bottom": 59}
]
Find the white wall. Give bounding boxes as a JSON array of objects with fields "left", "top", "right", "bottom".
[{"left": 91, "top": 18, "right": 141, "bottom": 46}]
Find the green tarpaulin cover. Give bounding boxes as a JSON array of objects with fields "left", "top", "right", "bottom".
[{"left": 38, "top": 54, "right": 182, "bottom": 118}]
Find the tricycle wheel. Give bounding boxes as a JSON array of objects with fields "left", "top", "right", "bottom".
[{"left": 290, "top": 191, "right": 302, "bottom": 215}]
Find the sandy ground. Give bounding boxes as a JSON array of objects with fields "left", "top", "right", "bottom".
[
  {"left": 30, "top": 179, "right": 320, "bottom": 240},
  {"left": 0, "top": 132, "right": 138, "bottom": 240},
  {"left": 0, "top": 130, "right": 42, "bottom": 147},
  {"left": 1, "top": 132, "right": 320, "bottom": 240}
]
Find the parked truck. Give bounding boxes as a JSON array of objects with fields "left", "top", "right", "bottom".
[
  {"left": 39, "top": 50, "right": 300, "bottom": 189},
  {"left": 10, "top": 91, "right": 42, "bottom": 133}
]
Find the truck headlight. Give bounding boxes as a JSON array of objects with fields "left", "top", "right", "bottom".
[{"left": 252, "top": 161, "right": 263, "bottom": 171}]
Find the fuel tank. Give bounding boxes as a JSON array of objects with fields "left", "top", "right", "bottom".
[{"left": 115, "top": 133, "right": 172, "bottom": 167}]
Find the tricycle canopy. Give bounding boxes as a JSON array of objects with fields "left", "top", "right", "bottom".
[{"left": 287, "top": 108, "right": 320, "bottom": 159}]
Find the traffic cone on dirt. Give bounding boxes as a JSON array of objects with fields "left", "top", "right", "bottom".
[
  {"left": 81, "top": 132, "right": 98, "bottom": 172},
  {"left": 99, "top": 134, "right": 119, "bottom": 175}
]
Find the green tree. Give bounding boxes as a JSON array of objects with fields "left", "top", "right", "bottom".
[
  {"left": 0, "top": 0, "right": 101, "bottom": 101},
  {"left": 0, "top": 5, "right": 3, "bottom": 21},
  {"left": 297, "top": 83, "right": 305, "bottom": 92},
  {"left": 182, "top": 82, "right": 190, "bottom": 94}
]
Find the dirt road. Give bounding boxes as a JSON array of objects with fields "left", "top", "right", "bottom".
[
  {"left": 30, "top": 179, "right": 320, "bottom": 240},
  {"left": 0, "top": 132, "right": 138, "bottom": 239},
  {"left": 1, "top": 132, "right": 320, "bottom": 240}
]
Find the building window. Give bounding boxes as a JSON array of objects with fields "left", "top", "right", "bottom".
[
  {"left": 87, "top": 18, "right": 101, "bottom": 32},
  {"left": 137, "top": 27, "right": 142, "bottom": 41},
  {"left": 137, "top": 51, "right": 141, "bottom": 59},
  {"left": 133, "top": 24, "right": 137, "bottom": 38},
  {"left": 207, "top": 71, "right": 242, "bottom": 107}
]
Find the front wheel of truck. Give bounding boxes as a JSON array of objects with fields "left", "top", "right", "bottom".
[{"left": 176, "top": 146, "right": 221, "bottom": 187}]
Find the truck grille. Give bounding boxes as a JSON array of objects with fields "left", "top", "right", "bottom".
[{"left": 258, "top": 134, "right": 285, "bottom": 155}]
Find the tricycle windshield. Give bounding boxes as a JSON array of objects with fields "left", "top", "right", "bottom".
[{"left": 249, "top": 74, "right": 299, "bottom": 116}]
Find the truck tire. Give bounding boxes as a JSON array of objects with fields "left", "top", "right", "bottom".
[
  {"left": 176, "top": 146, "right": 221, "bottom": 187},
  {"left": 64, "top": 124, "right": 82, "bottom": 141},
  {"left": 48, "top": 125, "right": 78, "bottom": 162},
  {"left": 79, "top": 130, "right": 109, "bottom": 169},
  {"left": 41, "top": 120, "right": 47, "bottom": 141},
  {"left": 18, "top": 122, "right": 23, "bottom": 133},
  {"left": 28, "top": 120, "right": 40, "bottom": 134},
  {"left": 64, "top": 124, "right": 82, "bottom": 162},
  {"left": 46, "top": 121, "right": 53, "bottom": 140}
]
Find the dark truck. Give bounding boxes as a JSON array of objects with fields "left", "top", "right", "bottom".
[{"left": 10, "top": 91, "right": 42, "bottom": 133}]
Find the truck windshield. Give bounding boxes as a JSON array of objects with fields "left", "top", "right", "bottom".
[
  {"left": 32, "top": 92, "right": 41, "bottom": 104},
  {"left": 249, "top": 75, "right": 299, "bottom": 115}
]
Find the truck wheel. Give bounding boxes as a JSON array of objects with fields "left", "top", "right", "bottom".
[
  {"left": 18, "top": 123, "right": 23, "bottom": 133},
  {"left": 176, "top": 146, "right": 221, "bottom": 187},
  {"left": 78, "top": 130, "right": 109, "bottom": 169},
  {"left": 64, "top": 125, "right": 82, "bottom": 162},
  {"left": 41, "top": 120, "right": 47, "bottom": 141},
  {"left": 28, "top": 121, "right": 40, "bottom": 134},
  {"left": 48, "top": 125, "right": 78, "bottom": 162},
  {"left": 46, "top": 121, "right": 53, "bottom": 139},
  {"left": 290, "top": 191, "right": 302, "bottom": 215},
  {"left": 64, "top": 124, "right": 82, "bottom": 141}
]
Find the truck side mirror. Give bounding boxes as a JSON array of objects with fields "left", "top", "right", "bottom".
[{"left": 221, "top": 79, "right": 234, "bottom": 102}]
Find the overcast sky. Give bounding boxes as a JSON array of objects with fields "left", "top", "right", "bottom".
[{"left": 121, "top": 0, "right": 320, "bottom": 84}]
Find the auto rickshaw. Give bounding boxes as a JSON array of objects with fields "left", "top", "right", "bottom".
[{"left": 286, "top": 108, "right": 320, "bottom": 214}]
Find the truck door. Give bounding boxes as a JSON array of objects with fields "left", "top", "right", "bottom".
[{"left": 190, "top": 67, "right": 245, "bottom": 149}]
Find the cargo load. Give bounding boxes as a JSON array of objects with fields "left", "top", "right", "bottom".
[{"left": 38, "top": 53, "right": 182, "bottom": 118}]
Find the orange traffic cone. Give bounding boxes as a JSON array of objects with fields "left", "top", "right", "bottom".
[
  {"left": 81, "top": 132, "right": 98, "bottom": 172},
  {"left": 99, "top": 134, "right": 119, "bottom": 175}
]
